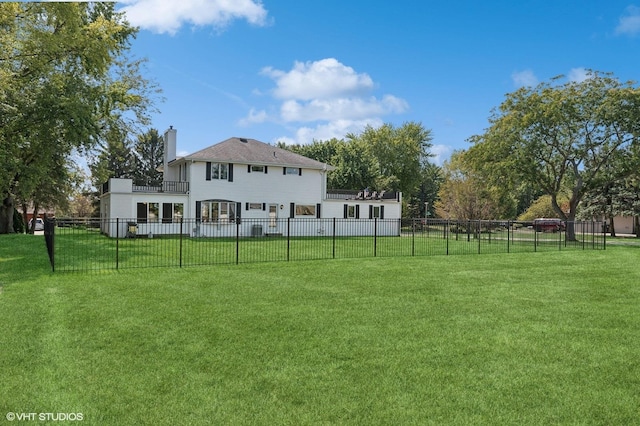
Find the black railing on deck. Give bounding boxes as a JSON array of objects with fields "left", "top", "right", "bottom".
[
  {"left": 133, "top": 181, "right": 189, "bottom": 193},
  {"left": 326, "top": 189, "right": 400, "bottom": 201}
]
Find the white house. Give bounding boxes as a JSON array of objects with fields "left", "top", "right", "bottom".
[{"left": 100, "top": 127, "right": 402, "bottom": 238}]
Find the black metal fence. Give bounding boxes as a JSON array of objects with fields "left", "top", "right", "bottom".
[{"left": 44, "top": 218, "right": 606, "bottom": 272}]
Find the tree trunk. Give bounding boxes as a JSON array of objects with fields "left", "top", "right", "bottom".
[
  {"left": 21, "top": 202, "right": 29, "bottom": 235},
  {"left": 566, "top": 220, "right": 576, "bottom": 242},
  {"left": 609, "top": 216, "right": 616, "bottom": 238},
  {"left": 0, "top": 197, "right": 15, "bottom": 234}
]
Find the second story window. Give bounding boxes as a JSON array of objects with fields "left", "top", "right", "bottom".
[
  {"left": 284, "top": 167, "right": 301, "bottom": 175},
  {"left": 212, "top": 163, "right": 228, "bottom": 180},
  {"left": 206, "top": 162, "right": 233, "bottom": 182}
]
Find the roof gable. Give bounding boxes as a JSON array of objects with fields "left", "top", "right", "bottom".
[{"left": 186, "top": 137, "right": 334, "bottom": 170}]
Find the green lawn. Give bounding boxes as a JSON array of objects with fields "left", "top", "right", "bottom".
[{"left": 1, "top": 234, "right": 638, "bottom": 425}]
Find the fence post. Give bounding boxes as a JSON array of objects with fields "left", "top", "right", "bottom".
[
  {"left": 559, "top": 224, "right": 562, "bottom": 251},
  {"left": 534, "top": 224, "right": 537, "bottom": 252},
  {"left": 287, "top": 217, "right": 291, "bottom": 262},
  {"left": 179, "top": 218, "right": 183, "bottom": 268},
  {"left": 412, "top": 219, "right": 415, "bottom": 257},
  {"left": 116, "top": 218, "right": 119, "bottom": 270},
  {"left": 236, "top": 220, "right": 240, "bottom": 265},
  {"left": 44, "top": 216, "right": 55, "bottom": 272},
  {"left": 477, "top": 220, "right": 481, "bottom": 254},
  {"left": 446, "top": 220, "right": 450, "bottom": 255},
  {"left": 507, "top": 220, "right": 510, "bottom": 253},
  {"left": 374, "top": 217, "right": 378, "bottom": 257},
  {"left": 332, "top": 217, "right": 336, "bottom": 259}
]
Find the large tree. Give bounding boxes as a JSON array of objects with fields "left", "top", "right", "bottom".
[
  {"left": 132, "top": 128, "right": 164, "bottom": 187},
  {"left": 89, "top": 127, "right": 137, "bottom": 190},
  {"left": 280, "top": 122, "right": 436, "bottom": 210},
  {"left": 349, "top": 122, "right": 433, "bottom": 198},
  {"left": 467, "top": 71, "right": 640, "bottom": 240},
  {"left": 435, "top": 151, "right": 500, "bottom": 220},
  {"left": 0, "top": 2, "right": 158, "bottom": 233}
]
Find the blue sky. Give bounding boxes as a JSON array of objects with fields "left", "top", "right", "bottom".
[{"left": 117, "top": 1, "right": 640, "bottom": 165}]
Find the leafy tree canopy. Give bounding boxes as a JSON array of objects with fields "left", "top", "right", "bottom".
[
  {"left": 466, "top": 70, "right": 640, "bottom": 239},
  {"left": 0, "top": 2, "right": 159, "bottom": 232}
]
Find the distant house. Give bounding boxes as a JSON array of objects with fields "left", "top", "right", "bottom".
[
  {"left": 100, "top": 127, "right": 402, "bottom": 237},
  {"left": 608, "top": 215, "right": 638, "bottom": 236}
]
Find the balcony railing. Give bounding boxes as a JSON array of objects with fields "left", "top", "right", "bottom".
[
  {"left": 326, "top": 189, "right": 400, "bottom": 201},
  {"left": 133, "top": 181, "right": 189, "bottom": 193}
]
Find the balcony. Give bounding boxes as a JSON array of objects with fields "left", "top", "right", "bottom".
[
  {"left": 101, "top": 179, "right": 189, "bottom": 195},
  {"left": 133, "top": 181, "right": 189, "bottom": 193},
  {"left": 326, "top": 189, "right": 400, "bottom": 201}
]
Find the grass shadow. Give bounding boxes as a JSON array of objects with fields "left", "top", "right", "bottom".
[{"left": 0, "top": 234, "right": 53, "bottom": 284}]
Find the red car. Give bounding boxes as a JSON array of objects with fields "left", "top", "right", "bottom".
[{"left": 533, "top": 218, "right": 565, "bottom": 232}]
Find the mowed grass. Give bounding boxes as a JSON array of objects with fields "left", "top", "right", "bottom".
[{"left": 1, "top": 234, "right": 639, "bottom": 425}]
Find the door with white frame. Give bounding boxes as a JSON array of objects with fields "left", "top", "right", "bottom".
[{"left": 268, "top": 204, "right": 280, "bottom": 233}]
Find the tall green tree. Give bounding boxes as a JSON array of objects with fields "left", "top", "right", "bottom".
[
  {"left": 407, "top": 162, "right": 443, "bottom": 218},
  {"left": 279, "top": 138, "right": 380, "bottom": 191},
  {"left": 0, "top": 2, "right": 159, "bottom": 233},
  {"left": 329, "top": 138, "right": 380, "bottom": 191},
  {"left": 467, "top": 71, "right": 640, "bottom": 240},
  {"left": 132, "top": 128, "right": 164, "bottom": 187},
  {"left": 89, "top": 127, "right": 137, "bottom": 190},
  {"left": 280, "top": 123, "right": 437, "bottom": 218},
  {"left": 435, "top": 151, "right": 500, "bottom": 220},
  {"left": 278, "top": 138, "right": 340, "bottom": 166},
  {"left": 349, "top": 122, "right": 433, "bottom": 198}
]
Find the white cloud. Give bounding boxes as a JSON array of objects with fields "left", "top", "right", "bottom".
[
  {"left": 119, "top": 0, "right": 269, "bottom": 35},
  {"left": 511, "top": 69, "right": 539, "bottom": 88},
  {"left": 280, "top": 95, "right": 408, "bottom": 123},
  {"left": 261, "top": 58, "right": 374, "bottom": 100},
  {"left": 568, "top": 67, "right": 591, "bottom": 83},
  {"left": 238, "top": 108, "right": 268, "bottom": 126},
  {"left": 245, "top": 58, "right": 409, "bottom": 144},
  {"left": 615, "top": 5, "right": 640, "bottom": 36},
  {"left": 283, "top": 118, "right": 384, "bottom": 145}
]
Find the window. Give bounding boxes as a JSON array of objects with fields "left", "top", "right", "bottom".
[
  {"left": 148, "top": 203, "right": 159, "bottom": 223},
  {"left": 284, "top": 167, "right": 301, "bottom": 175},
  {"left": 162, "top": 203, "right": 184, "bottom": 223},
  {"left": 343, "top": 204, "right": 360, "bottom": 219},
  {"left": 137, "top": 202, "right": 147, "bottom": 223},
  {"left": 200, "top": 201, "right": 237, "bottom": 223},
  {"left": 250, "top": 165, "right": 264, "bottom": 173},
  {"left": 372, "top": 206, "right": 381, "bottom": 219},
  {"left": 295, "top": 204, "right": 316, "bottom": 216},
  {"left": 248, "top": 203, "right": 263, "bottom": 210},
  {"left": 347, "top": 205, "right": 356, "bottom": 218},
  {"left": 206, "top": 162, "right": 232, "bottom": 181},
  {"left": 212, "top": 163, "right": 228, "bottom": 180},
  {"left": 369, "top": 205, "right": 384, "bottom": 219},
  {"left": 137, "top": 202, "right": 159, "bottom": 223},
  {"left": 174, "top": 203, "right": 184, "bottom": 221}
]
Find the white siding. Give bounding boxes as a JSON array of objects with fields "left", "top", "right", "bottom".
[{"left": 189, "top": 163, "right": 324, "bottom": 215}]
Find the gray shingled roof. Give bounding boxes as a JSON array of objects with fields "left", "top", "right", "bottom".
[{"left": 185, "top": 137, "right": 334, "bottom": 170}]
